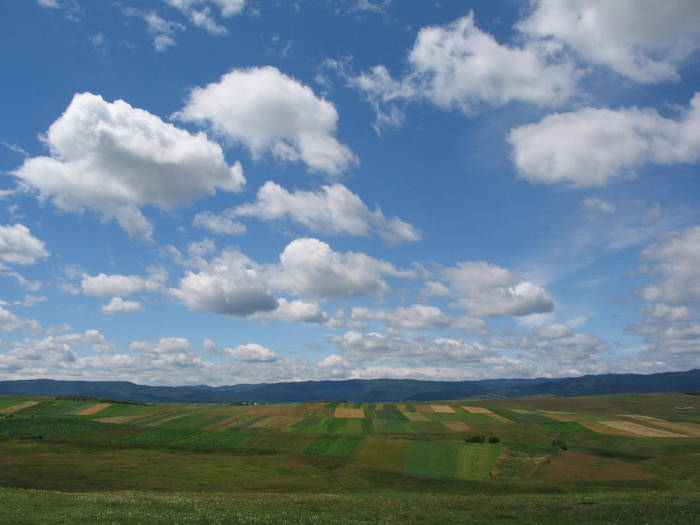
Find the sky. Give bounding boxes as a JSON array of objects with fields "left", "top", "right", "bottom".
[{"left": 1, "top": 0, "right": 700, "bottom": 386}]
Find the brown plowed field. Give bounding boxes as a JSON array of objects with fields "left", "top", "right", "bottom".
[
  {"left": 250, "top": 416, "right": 303, "bottom": 429},
  {"left": 442, "top": 421, "right": 470, "bottom": 431},
  {"left": 98, "top": 416, "right": 146, "bottom": 425},
  {"left": 430, "top": 405, "right": 455, "bottom": 413},
  {"left": 536, "top": 451, "right": 655, "bottom": 482}
]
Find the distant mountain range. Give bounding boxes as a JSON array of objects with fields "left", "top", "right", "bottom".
[{"left": 1, "top": 369, "right": 698, "bottom": 403}]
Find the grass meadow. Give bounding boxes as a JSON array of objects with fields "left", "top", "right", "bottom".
[{"left": 1, "top": 392, "right": 699, "bottom": 523}]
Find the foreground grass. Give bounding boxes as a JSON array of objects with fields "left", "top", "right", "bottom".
[{"left": 1, "top": 487, "right": 699, "bottom": 524}]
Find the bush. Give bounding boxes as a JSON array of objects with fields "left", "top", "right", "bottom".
[{"left": 552, "top": 439, "right": 567, "bottom": 450}]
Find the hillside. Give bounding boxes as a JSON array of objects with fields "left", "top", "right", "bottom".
[{"left": 1, "top": 369, "right": 698, "bottom": 403}]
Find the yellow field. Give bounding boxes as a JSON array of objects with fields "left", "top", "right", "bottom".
[
  {"left": 463, "top": 406, "right": 491, "bottom": 413},
  {"left": 463, "top": 406, "right": 514, "bottom": 423},
  {"left": 333, "top": 408, "right": 365, "bottom": 418},
  {"left": 431, "top": 405, "right": 455, "bottom": 413},
  {"left": 75, "top": 403, "right": 111, "bottom": 416},
  {"left": 400, "top": 411, "right": 429, "bottom": 422},
  {"left": 0, "top": 401, "right": 38, "bottom": 414}
]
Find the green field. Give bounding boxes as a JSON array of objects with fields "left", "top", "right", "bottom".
[{"left": 1, "top": 393, "right": 700, "bottom": 523}]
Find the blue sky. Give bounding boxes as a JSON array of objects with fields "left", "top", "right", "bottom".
[{"left": 1, "top": 0, "right": 700, "bottom": 386}]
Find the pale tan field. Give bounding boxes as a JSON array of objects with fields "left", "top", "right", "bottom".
[
  {"left": 415, "top": 405, "right": 433, "bottom": 413},
  {"left": 75, "top": 403, "right": 112, "bottom": 416},
  {"left": 443, "top": 421, "right": 470, "bottom": 432},
  {"left": 579, "top": 421, "right": 640, "bottom": 436},
  {"left": 0, "top": 401, "right": 38, "bottom": 414},
  {"left": 643, "top": 421, "right": 700, "bottom": 437},
  {"left": 431, "top": 405, "right": 455, "bottom": 413},
  {"left": 333, "top": 407, "right": 365, "bottom": 419},
  {"left": 463, "top": 406, "right": 491, "bottom": 413},
  {"left": 622, "top": 415, "right": 665, "bottom": 423},
  {"left": 98, "top": 416, "right": 146, "bottom": 425},
  {"left": 400, "top": 411, "right": 429, "bottom": 422},
  {"left": 596, "top": 420, "right": 686, "bottom": 438}
]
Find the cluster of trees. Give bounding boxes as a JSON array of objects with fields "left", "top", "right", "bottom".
[
  {"left": 54, "top": 395, "right": 146, "bottom": 406},
  {"left": 464, "top": 435, "right": 500, "bottom": 444}
]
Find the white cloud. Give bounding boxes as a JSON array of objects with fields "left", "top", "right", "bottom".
[
  {"left": 123, "top": 8, "right": 185, "bottom": 51},
  {"left": 130, "top": 337, "right": 200, "bottom": 367},
  {"left": 248, "top": 298, "right": 328, "bottom": 324},
  {"left": 229, "top": 181, "right": 420, "bottom": 243},
  {"left": 38, "top": 0, "right": 60, "bottom": 7},
  {"left": 163, "top": 0, "right": 245, "bottom": 35},
  {"left": 519, "top": 0, "right": 700, "bottom": 83},
  {"left": 641, "top": 226, "right": 700, "bottom": 306},
  {"left": 354, "top": 13, "right": 577, "bottom": 129},
  {"left": 14, "top": 93, "right": 245, "bottom": 240},
  {"left": 170, "top": 249, "right": 278, "bottom": 316},
  {"left": 0, "top": 305, "right": 39, "bottom": 333},
  {"left": 508, "top": 93, "right": 700, "bottom": 187},
  {"left": 582, "top": 198, "right": 615, "bottom": 215},
  {"left": 331, "top": 330, "right": 494, "bottom": 365},
  {"left": 534, "top": 324, "right": 573, "bottom": 339},
  {"left": 81, "top": 269, "right": 166, "bottom": 298},
  {"left": 176, "top": 66, "right": 356, "bottom": 175},
  {"left": 15, "top": 295, "right": 47, "bottom": 308},
  {"left": 225, "top": 343, "right": 277, "bottom": 362},
  {"left": 351, "top": 304, "right": 486, "bottom": 334},
  {"left": 193, "top": 210, "right": 246, "bottom": 234},
  {"left": 272, "top": 238, "right": 413, "bottom": 298},
  {"left": 0, "top": 224, "right": 48, "bottom": 266},
  {"left": 443, "top": 261, "right": 553, "bottom": 317},
  {"left": 102, "top": 297, "right": 145, "bottom": 315}
]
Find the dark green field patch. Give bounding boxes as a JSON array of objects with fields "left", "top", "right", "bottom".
[
  {"left": 304, "top": 436, "right": 364, "bottom": 459},
  {"left": 374, "top": 405, "right": 407, "bottom": 420},
  {"left": 113, "top": 428, "right": 200, "bottom": 447},
  {"left": 404, "top": 440, "right": 457, "bottom": 478},
  {"left": 285, "top": 417, "right": 349, "bottom": 434},
  {"left": 156, "top": 414, "right": 229, "bottom": 430},
  {"left": 0, "top": 416, "right": 106, "bottom": 439},
  {"left": 537, "top": 422, "right": 595, "bottom": 433}
]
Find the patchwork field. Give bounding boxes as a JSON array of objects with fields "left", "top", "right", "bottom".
[{"left": 1, "top": 392, "right": 699, "bottom": 522}]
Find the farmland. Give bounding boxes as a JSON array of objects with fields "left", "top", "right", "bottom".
[{"left": 1, "top": 392, "right": 699, "bottom": 523}]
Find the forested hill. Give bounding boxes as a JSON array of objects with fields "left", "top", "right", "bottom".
[{"left": 0, "top": 369, "right": 698, "bottom": 403}]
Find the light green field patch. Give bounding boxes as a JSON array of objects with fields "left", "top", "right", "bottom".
[
  {"left": 455, "top": 443, "right": 503, "bottom": 480},
  {"left": 372, "top": 419, "right": 413, "bottom": 433},
  {"left": 404, "top": 440, "right": 503, "bottom": 480},
  {"left": 156, "top": 414, "right": 230, "bottom": 430},
  {"left": 304, "top": 435, "right": 364, "bottom": 459}
]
